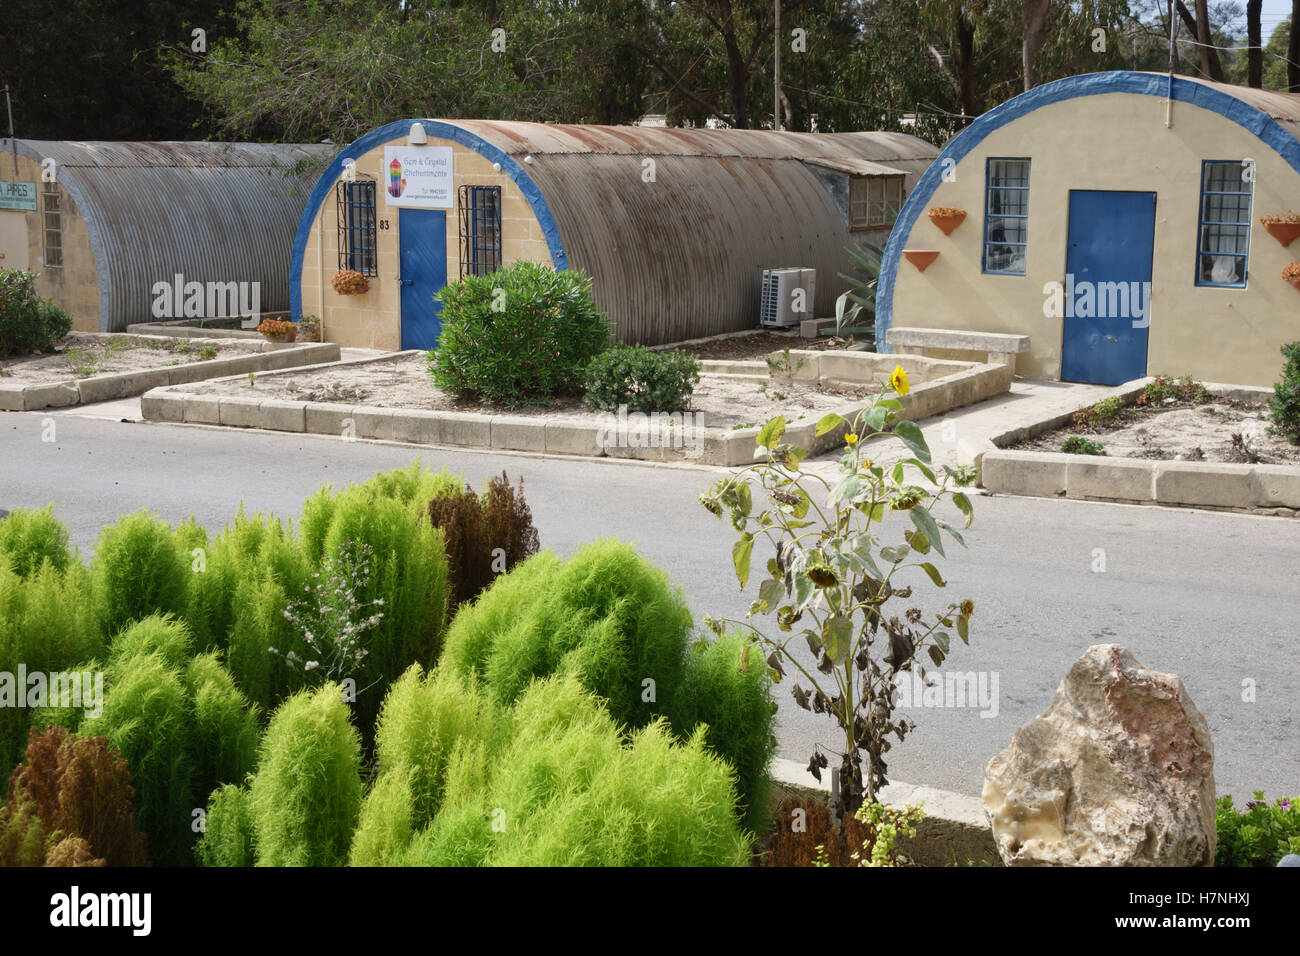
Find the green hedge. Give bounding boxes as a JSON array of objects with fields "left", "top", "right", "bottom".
[
  {"left": 0, "top": 269, "right": 71, "bottom": 358},
  {"left": 582, "top": 344, "right": 701, "bottom": 414}
]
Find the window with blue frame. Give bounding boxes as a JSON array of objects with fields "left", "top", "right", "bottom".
[
  {"left": 1196, "top": 160, "right": 1252, "bottom": 287},
  {"left": 983, "top": 158, "right": 1030, "bottom": 275},
  {"left": 335, "top": 179, "right": 377, "bottom": 275},
  {"left": 458, "top": 185, "right": 503, "bottom": 278}
]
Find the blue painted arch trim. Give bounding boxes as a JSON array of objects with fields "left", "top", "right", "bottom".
[
  {"left": 289, "top": 119, "right": 568, "bottom": 319},
  {"left": 875, "top": 71, "right": 1300, "bottom": 351}
]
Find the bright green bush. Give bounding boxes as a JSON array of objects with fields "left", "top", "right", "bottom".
[
  {"left": 428, "top": 261, "right": 610, "bottom": 406},
  {"left": 1216, "top": 792, "right": 1300, "bottom": 866},
  {"left": 294, "top": 484, "right": 449, "bottom": 744},
  {"left": 0, "top": 269, "right": 71, "bottom": 357},
  {"left": 185, "top": 653, "right": 260, "bottom": 809},
  {"left": 673, "top": 632, "right": 778, "bottom": 836},
  {"left": 0, "top": 506, "right": 73, "bottom": 578},
  {"left": 0, "top": 561, "right": 103, "bottom": 779},
  {"left": 441, "top": 542, "right": 775, "bottom": 833},
  {"left": 248, "top": 684, "right": 362, "bottom": 866},
  {"left": 443, "top": 540, "right": 691, "bottom": 730},
  {"left": 80, "top": 650, "right": 196, "bottom": 867},
  {"left": 397, "top": 675, "right": 750, "bottom": 866},
  {"left": 91, "top": 511, "right": 190, "bottom": 638},
  {"left": 195, "top": 783, "right": 255, "bottom": 867},
  {"left": 1270, "top": 342, "right": 1300, "bottom": 445},
  {"left": 582, "top": 344, "right": 701, "bottom": 414},
  {"left": 107, "top": 613, "right": 193, "bottom": 671}
]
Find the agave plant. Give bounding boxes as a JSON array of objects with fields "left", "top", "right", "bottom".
[{"left": 834, "top": 239, "right": 885, "bottom": 350}]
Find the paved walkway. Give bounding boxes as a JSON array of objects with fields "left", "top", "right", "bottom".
[{"left": 802, "top": 377, "right": 1122, "bottom": 479}]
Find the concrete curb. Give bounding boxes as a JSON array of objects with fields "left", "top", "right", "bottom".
[
  {"left": 977, "top": 381, "right": 1298, "bottom": 514},
  {"left": 768, "top": 757, "right": 998, "bottom": 866},
  {"left": 1, "top": 340, "right": 340, "bottom": 412},
  {"left": 140, "top": 349, "right": 1015, "bottom": 465}
]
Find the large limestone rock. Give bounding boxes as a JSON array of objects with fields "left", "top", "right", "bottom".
[{"left": 983, "top": 645, "right": 1215, "bottom": 866}]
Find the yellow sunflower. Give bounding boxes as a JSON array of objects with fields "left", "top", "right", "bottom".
[{"left": 889, "top": 365, "right": 910, "bottom": 396}]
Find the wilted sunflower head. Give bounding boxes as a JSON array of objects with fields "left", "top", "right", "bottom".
[
  {"left": 699, "top": 493, "right": 722, "bottom": 517},
  {"left": 889, "top": 365, "right": 911, "bottom": 396},
  {"left": 890, "top": 487, "right": 925, "bottom": 511}
]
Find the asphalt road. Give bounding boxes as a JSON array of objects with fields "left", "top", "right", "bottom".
[{"left": 3, "top": 408, "right": 1298, "bottom": 801}]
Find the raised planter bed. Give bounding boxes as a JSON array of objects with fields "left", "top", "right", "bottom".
[
  {"left": 977, "top": 380, "right": 1300, "bottom": 515},
  {"left": 0, "top": 333, "right": 339, "bottom": 412},
  {"left": 141, "top": 349, "right": 1014, "bottom": 465}
]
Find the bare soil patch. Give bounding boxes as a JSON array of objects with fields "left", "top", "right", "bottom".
[
  {"left": 0, "top": 333, "right": 243, "bottom": 384},
  {"left": 1015, "top": 395, "right": 1300, "bottom": 465},
  {"left": 178, "top": 352, "right": 879, "bottom": 430},
  {"left": 660, "top": 330, "right": 870, "bottom": 361}
]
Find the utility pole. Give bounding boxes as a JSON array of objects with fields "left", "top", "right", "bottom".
[
  {"left": 774, "top": 0, "right": 781, "bottom": 131},
  {"left": 3, "top": 87, "right": 15, "bottom": 177}
]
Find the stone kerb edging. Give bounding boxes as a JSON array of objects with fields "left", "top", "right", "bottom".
[
  {"left": 0, "top": 340, "right": 341, "bottom": 412},
  {"left": 140, "top": 350, "right": 1014, "bottom": 466},
  {"left": 978, "top": 382, "right": 1299, "bottom": 514},
  {"left": 768, "top": 757, "right": 999, "bottom": 866}
]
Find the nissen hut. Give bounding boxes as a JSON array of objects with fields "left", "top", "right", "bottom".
[
  {"left": 289, "top": 120, "right": 939, "bottom": 350},
  {"left": 875, "top": 71, "right": 1300, "bottom": 388}
]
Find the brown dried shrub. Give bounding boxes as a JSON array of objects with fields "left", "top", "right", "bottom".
[
  {"left": 3, "top": 725, "right": 148, "bottom": 866},
  {"left": 428, "top": 471, "right": 540, "bottom": 611},
  {"left": 45, "top": 835, "right": 106, "bottom": 867},
  {"left": 761, "top": 796, "right": 871, "bottom": 867}
]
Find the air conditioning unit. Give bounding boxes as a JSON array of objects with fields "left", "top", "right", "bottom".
[{"left": 760, "top": 267, "right": 816, "bottom": 328}]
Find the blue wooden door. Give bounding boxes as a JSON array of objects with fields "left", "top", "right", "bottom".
[
  {"left": 399, "top": 208, "right": 447, "bottom": 350},
  {"left": 1061, "top": 190, "right": 1156, "bottom": 385}
]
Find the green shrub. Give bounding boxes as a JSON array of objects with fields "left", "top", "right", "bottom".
[
  {"left": 443, "top": 540, "right": 691, "bottom": 729},
  {"left": 1140, "top": 374, "right": 1209, "bottom": 407},
  {"left": 107, "top": 613, "right": 193, "bottom": 672},
  {"left": 0, "top": 506, "right": 73, "bottom": 578},
  {"left": 400, "top": 676, "right": 750, "bottom": 866},
  {"left": 1215, "top": 792, "right": 1300, "bottom": 866},
  {"left": 441, "top": 541, "right": 775, "bottom": 830},
  {"left": 429, "top": 260, "right": 609, "bottom": 406},
  {"left": 427, "top": 471, "right": 540, "bottom": 611},
  {"left": 1269, "top": 342, "right": 1300, "bottom": 445},
  {"left": 195, "top": 783, "right": 255, "bottom": 867},
  {"left": 2, "top": 726, "right": 148, "bottom": 866},
  {"left": 247, "top": 684, "right": 363, "bottom": 866},
  {"left": 1088, "top": 395, "right": 1125, "bottom": 421},
  {"left": 582, "top": 344, "right": 701, "bottom": 414},
  {"left": 185, "top": 653, "right": 260, "bottom": 809},
  {"left": 80, "top": 651, "right": 195, "bottom": 867},
  {"left": 1060, "top": 435, "right": 1106, "bottom": 456},
  {"left": 0, "top": 269, "right": 71, "bottom": 358},
  {"left": 673, "top": 632, "right": 778, "bottom": 836},
  {"left": 91, "top": 511, "right": 190, "bottom": 638},
  {"left": 0, "top": 561, "right": 103, "bottom": 777},
  {"left": 294, "top": 484, "right": 449, "bottom": 743}
]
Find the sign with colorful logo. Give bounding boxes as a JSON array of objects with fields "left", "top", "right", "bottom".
[
  {"left": 382, "top": 146, "right": 453, "bottom": 208},
  {"left": 0, "top": 182, "right": 38, "bottom": 211}
]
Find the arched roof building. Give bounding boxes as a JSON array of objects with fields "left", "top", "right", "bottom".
[
  {"left": 0, "top": 140, "right": 333, "bottom": 331},
  {"left": 289, "top": 120, "right": 938, "bottom": 350}
]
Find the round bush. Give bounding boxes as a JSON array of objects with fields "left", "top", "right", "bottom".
[
  {"left": 582, "top": 344, "right": 701, "bottom": 414},
  {"left": 428, "top": 261, "right": 609, "bottom": 406},
  {"left": 0, "top": 269, "right": 71, "bottom": 358}
]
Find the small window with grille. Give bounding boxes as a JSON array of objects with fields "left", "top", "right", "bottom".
[
  {"left": 336, "top": 179, "right": 377, "bottom": 275},
  {"left": 43, "top": 182, "right": 62, "bottom": 267},
  {"left": 849, "top": 175, "right": 903, "bottom": 230},
  {"left": 459, "top": 185, "right": 502, "bottom": 278}
]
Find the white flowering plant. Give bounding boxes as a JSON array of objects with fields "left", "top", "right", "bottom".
[{"left": 272, "top": 540, "right": 386, "bottom": 689}]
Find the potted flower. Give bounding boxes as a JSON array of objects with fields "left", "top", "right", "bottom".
[
  {"left": 331, "top": 269, "right": 370, "bottom": 295},
  {"left": 1281, "top": 261, "right": 1300, "bottom": 290},
  {"left": 1260, "top": 212, "right": 1300, "bottom": 247},
  {"left": 257, "top": 317, "right": 297, "bottom": 342},
  {"left": 928, "top": 206, "right": 967, "bottom": 235}
]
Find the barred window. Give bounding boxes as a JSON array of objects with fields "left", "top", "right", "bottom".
[
  {"left": 983, "top": 158, "right": 1030, "bottom": 275},
  {"left": 43, "top": 182, "right": 62, "bottom": 267},
  {"left": 459, "top": 185, "right": 502, "bottom": 278},
  {"left": 849, "top": 176, "right": 903, "bottom": 229},
  {"left": 336, "top": 179, "right": 377, "bottom": 275},
  {"left": 1196, "top": 160, "right": 1252, "bottom": 288}
]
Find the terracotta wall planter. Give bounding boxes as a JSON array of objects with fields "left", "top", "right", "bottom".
[
  {"left": 1263, "top": 221, "right": 1300, "bottom": 247},
  {"left": 928, "top": 210, "right": 967, "bottom": 236},
  {"left": 903, "top": 249, "right": 940, "bottom": 272}
]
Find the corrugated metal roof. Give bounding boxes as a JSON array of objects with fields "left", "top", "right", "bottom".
[
  {"left": 802, "top": 157, "right": 909, "bottom": 176},
  {"left": 440, "top": 121, "right": 938, "bottom": 343},
  {"left": 8, "top": 140, "right": 333, "bottom": 331}
]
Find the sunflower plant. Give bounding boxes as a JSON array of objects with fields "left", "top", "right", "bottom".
[{"left": 698, "top": 365, "right": 976, "bottom": 827}]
